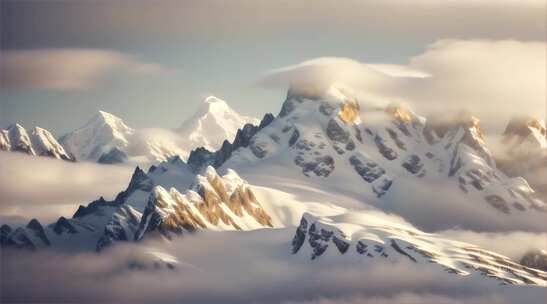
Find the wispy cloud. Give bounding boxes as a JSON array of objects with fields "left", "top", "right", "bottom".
[
  {"left": 3, "top": 229, "right": 543, "bottom": 303},
  {"left": 0, "top": 48, "right": 168, "bottom": 91},
  {"left": 259, "top": 39, "right": 546, "bottom": 132},
  {"left": 3, "top": 1, "right": 544, "bottom": 46},
  {"left": 0, "top": 152, "right": 133, "bottom": 223}
]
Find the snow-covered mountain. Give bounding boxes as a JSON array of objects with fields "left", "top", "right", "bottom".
[
  {"left": 0, "top": 157, "right": 273, "bottom": 252},
  {"left": 0, "top": 123, "right": 74, "bottom": 161},
  {"left": 59, "top": 110, "right": 184, "bottom": 164},
  {"left": 494, "top": 116, "right": 546, "bottom": 199},
  {"left": 195, "top": 85, "right": 546, "bottom": 231},
  {"left": 177, "top": 96, "right": 259, "bottom": 151},
  {"left": 292, "top": 212, "right": 547, "bottom": 286},
  {"left": 59, "top": 96, "right": 259, "bottom": 164}
]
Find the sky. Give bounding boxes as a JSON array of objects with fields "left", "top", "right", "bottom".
[{"left": 0, "top": 0, "right": 545, "bottom": 136}]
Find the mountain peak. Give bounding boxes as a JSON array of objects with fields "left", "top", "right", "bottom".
[
  {"left": 502, "top": 115, "right": 546, "bottom": 150},
  {"left": 177, "top": 96, "right": 259, "bottom": 151},
  {"left": 60, "top": 111, "right": 134, "bottom": 161},
  {"left": 385, "top": 104, "right": 416, "bottom": 124},
  {"left": 425, "top": 110, "right": 483, "bottom": 140},
  {"left": 504, "top": 116, "right": 546, "bottom": 137},
  {"left": 197, "top": 96, "right": 233, "bottom": 117},
  {"left": 93, "top": 110, "right": 131, "bottom": 129},
  {"left": 7, "top": 122, "right": 23, "bottom": 128},
  {"left": 204, "top": 95, "right": 228, "bottom": 106}
]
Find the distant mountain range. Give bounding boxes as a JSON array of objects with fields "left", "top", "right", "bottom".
[{"left": 0, "top": 96, "right": 259, "bottom": 165}]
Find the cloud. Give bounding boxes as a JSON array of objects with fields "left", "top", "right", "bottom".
[
  {"left": 259, "top": 39, "right": 546, "bottom": 133},
  {"left": 282, "top": 293, "right": 509, "bottom": 304},
  {"left": 3, "top": 229, "right": 544, "bottom": 303},
  {"left": 2, "top": 1, "right": 544, "bottom": 48},
  {"left": 0, "top": 48, "right": 168, "bottom": 91},
  {"left": 0, "top": 152, "right": 133, "bottom": 223},
  {"left": 438, "top": 230, "right": 547, "bottom": 260},
  {"left": 403, "top": 39, "right": 546, "bottom": 131}
]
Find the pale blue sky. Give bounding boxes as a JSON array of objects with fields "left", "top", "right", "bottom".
[{"left": 1, "top": 0, "right": 544, "bottom": 135}]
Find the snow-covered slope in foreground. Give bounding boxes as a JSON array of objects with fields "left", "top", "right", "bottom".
[
  {"left": 292, "top": 212, "right": 547, "bottom": 286},
  {"left": 60, "top": 96, "right": 259, "bottom": 164},
  {"left": 3, "top": 219, "right": 547, "bottom": 303},
  {"left": 0, "top": 123, "right": 74, "bottom": 161}
]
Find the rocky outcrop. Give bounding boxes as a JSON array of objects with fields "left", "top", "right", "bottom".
[
  {"left": 53, "top": 217, "right": 78, "bottom": 234},
  {"left": 135, "top": 167, "right": 273, "bottom": 241},
  {"left": 96, "top": 205, "right": 142, "bottom": 251},
  {"left": 424, "top": 111, "right": 493, "bottom": 166},
  {"left": 2, "top": 219, "right": 50, "bottom": 250},
  {"left": 349, "top": 153, "right": 393, "bottom": 197},
  {"left": 187, "top": 113, "right": 274, "bottom": 172},
  {"left": 521, "top": 250, "right": 547, "bottom": 272},
  {"left": 0, "top": 224, "right": 13, "bottom": 245}
]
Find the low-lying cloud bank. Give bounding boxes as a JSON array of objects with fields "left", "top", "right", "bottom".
[
  {"left": 259, "top": 39, "right": 546, "bottom": 133},
  {"left": 0, "top": 152, "right": 133, "bottom": 223},
  {"left": 0, "top": 48, "right": 168, "bottom": 91},
  {"left": 2, "top": 229, "right": 545, "bottom": 304},
  {"left": 438, "top": 230, "right": 547, "bottom": 261}
]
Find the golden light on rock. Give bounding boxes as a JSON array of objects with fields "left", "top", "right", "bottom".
[{"left": 385, "top": 104, "right": 413, "bottom": 124}]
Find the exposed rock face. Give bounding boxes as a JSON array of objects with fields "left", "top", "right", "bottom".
[
  {"left": 2, "top": 219, "right": 50, "bottom": 250},
  {"left": 53, "top": 217, "right": 78, "bottom": 234},
  {"left": 135, "top": 167, "right": 273, "bottom": 241},
  {"left": 374, "top": 135, "right": 398, "bottom": 160},
  {"left": 2, "top": 154, "right": 272, "bottom": 252},
  {"left": 292, "top": 212, "right": 547, "bottom": 286},
  {"left": 0, "top": 224, "right": 13, "bottom": 245},
  {"left": 326, "top": 118, "right": 353, "bottom": 153},
  {"left": 385, "top": 104, "right": 413, "bottom": 124},
  {"left": 96, "top": 205, "right": 142, "bottom": 251},
  {"left": 424, "top": 111, "right": 492, "bottom": 166},
  {"left": 294, "top": 154, "right": 335, "bottom": 177},
  {"left": 216, "top": 85, "right": 545, "bottom": 226},
  {"left": 504, "top": 116, "right": 546, "bottom": 146},
  {"left": 349, "top": 153, "right": 392, "bottom": 197},
  {"left": 187, "top": 113, "right": 274, "bottom": 172},
  {"left": 495, "top": 116, "right": 546, "bottom": 200},
  {"left": 402, "top": 154, "right": 424, "bottom": 175},
  {"left": 521, "top": 250, "right": 547, "bottom": 272},
  {"left": 73, "top": 166, "right": 153, "bottom": 219},
  {"left": 336, "top": 89, "right": 360, "bottom": 123},
  {"left": 292, "top": 215, "right": 350, "bottom": 260}
]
